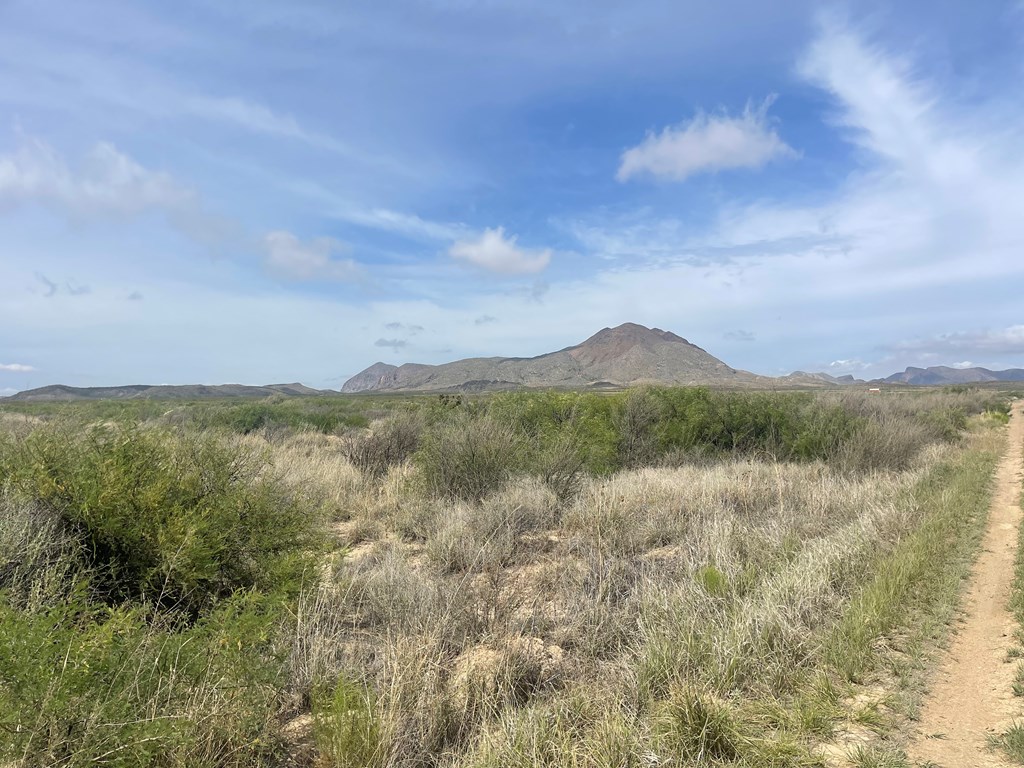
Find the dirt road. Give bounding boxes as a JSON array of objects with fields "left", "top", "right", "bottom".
[{"left": 909, "top": 402, "right": 1024, "bottom": 767}]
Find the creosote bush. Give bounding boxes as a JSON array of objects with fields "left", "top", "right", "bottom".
[
  {"left": 343, "top": 412, "right": 423, "bottom": 479},
  {"left": 0, "top": 424, "right": 319, "bottom": 616}
]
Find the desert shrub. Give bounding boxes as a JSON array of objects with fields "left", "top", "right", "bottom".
[
  {"left": 0, "top": 423, "right": 319, "bottom": 616},
  {"left": 836, "top": 415, "right": 933, "bottom": 473},
  {"left": 488, "top": 391, "right": 619, "bottom": 475},
  {"left": 531, "top": 432, "right": 588, "bottom": 501},
  {"left": 0, "top": 592, "right": 286, "bottom": 768},
  {"left": 0, "top": 493, "right": 83, "bottom": 610},
  {"left": 191, "top": 398, "right": 373, "bottom": 436},
  {"left": 615, "top": 387, "right": 666, "bottom": 467},
  {"left": 343, "top": 412, "right": 423, "bottom": 478},
  {"left": 417, "top": 413, "right": 525, "bottom": 501}
]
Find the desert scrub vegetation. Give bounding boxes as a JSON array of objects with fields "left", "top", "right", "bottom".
[
  {"left": 0, "top": 423, "right": 325, "bottom": 767},
  {"left": 282, "top": 390, "right": 1008, "bottom": 767},
  {"left": 0, "top": 387, "right": 1012, "bottom": 767}
]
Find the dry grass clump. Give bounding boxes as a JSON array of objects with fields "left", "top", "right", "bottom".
[{"left": 243, "top": 430, "right": 364, "bottom": 519}]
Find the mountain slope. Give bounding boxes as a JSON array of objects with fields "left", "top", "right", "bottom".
[
  {"left": 342, "top": 323, "right": 769, "bottom": 392},
  {"left": 4, "top": 383, "right": 325, "bottom": 402},
  {"left": 883, "top": 366, "right": 1024, "bottom": 385}
]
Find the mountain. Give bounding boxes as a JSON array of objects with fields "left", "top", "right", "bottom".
[
  {"left": 4, "top": 382, "right": 324, "bottom": 402},
  {"left": 778, "top": 371, "right": 863, "bottom": 387},
  {"left": 882, "top": 366, "right": 1024, "bottom": 386},
  {"left": 342, "top": 323, "right": 770, "bottom": 392}
]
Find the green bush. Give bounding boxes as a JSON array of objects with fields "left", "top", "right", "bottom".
[
  {"left": 0, "top": 424, "right": 319, "bottom": 616},
  {"left": 0, "top": 592, "right": 286, "bottom": 768},
  {"left": 313, "top": 676, "right": 385, "bottom": 768}
]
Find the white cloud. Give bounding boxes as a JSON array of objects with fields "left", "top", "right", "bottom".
[
  {"left": 0, "top": 135, "right": 230, "bottom": 243},
  {"left": 338, "top": 206, "right": 467, "bottom": 241},
  {"left": 262, "top": 230, "right": 363, "bottom": 282},
  {"left": 571, "top": 17, "right": 1024, "bottom": 381},
  {"left": 891, "top": 326, "right": 1024, "bottom": 356},
  {"left": 449, "top": 227, "right": 551, "bottom": 276},
  {"left": 617, "top": 96, "right": 797, "bottom": 182},
  {"left": 0, "top": 136, "right": 192, "bottom": 215},
  {"left": 950, "top": 361, "right": 975, "bottom": 369},
  {"left": 828, "top": 359, "right": 871, "bottom": 372},
  {"left": 0, "top": 363, "right": 35, "bottom": 372}
]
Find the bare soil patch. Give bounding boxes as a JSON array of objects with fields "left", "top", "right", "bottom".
[{"left": 909, "top": 402, "right": 1024, "bottom": 767}]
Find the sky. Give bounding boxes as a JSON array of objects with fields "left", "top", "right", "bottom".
[{"left": 2, "top": 0, "right": 1024, "bottom": 393}]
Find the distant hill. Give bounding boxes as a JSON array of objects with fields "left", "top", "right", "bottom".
[
  {"left": 882, "top": 366, "right": 1024, "bottom": 386},
  {"left": 342, "top": 323, "right": 770, "bottom": 392},
  {"left": 4, "top": 382, "right": 324, "bottom": 403},
  {"left": 778, "top": 371, "right": 863, "bottom": 387}
]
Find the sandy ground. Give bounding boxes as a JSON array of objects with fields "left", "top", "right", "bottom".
[{"left": 908, "top": 402, "right": 1024, "bottom": 767}]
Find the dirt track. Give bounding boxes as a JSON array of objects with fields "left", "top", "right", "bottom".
[{"left": 909, "top": 402, "right": 1024, "bottom": 767}]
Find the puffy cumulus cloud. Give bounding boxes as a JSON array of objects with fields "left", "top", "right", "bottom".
[
  {"left": 617, "top": 96, "right": 796, "bottom": 182},
  {"left": 0, "top": 135, "right": 230, "bottom": 243},
  {"left": 0, "top": 363, "right": 35, "bottom": 372},
  {"left": 262, "top": 231, "right": 363, "bottom": 282},
  {"left": 449, "top": 227, "right": 551, "bottom": 276},
  {"left": 890, "top": 326, "right": 1024, "bottom": 356},
  {"left": 828, "top": 359, "right": 872, "bottom": 372}
]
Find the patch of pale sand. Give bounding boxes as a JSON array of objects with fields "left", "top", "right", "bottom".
[{"left": 907, "top": 402, "right": 1024, "bottom": 767}]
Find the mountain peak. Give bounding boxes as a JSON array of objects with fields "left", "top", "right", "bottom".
[
  {"left": 341, "top": 323, "right": 753, "bottom": 392},
  {"left": 569, "top": 323, "right": 694, "bottom": 367}
]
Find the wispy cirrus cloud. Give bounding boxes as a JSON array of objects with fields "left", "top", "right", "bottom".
[
  {"left": 0, "top": 362, "right": 35, "bottom": 372},
  {"left": 617, "top": 96, "right": 796, "bottom": 182}
]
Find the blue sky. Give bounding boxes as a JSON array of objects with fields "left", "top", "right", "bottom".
[{"left": 2, "top": 0, "right": 1024, "bottom": 392}]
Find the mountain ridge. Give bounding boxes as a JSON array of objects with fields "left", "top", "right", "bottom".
[
  {"left": 341, "top": 323, "right": 768, "bottom": 392},
  {"left": 2, "top": 382, "right": 325, "bottom": 402},
  {"left": 882, "top": 365, "right": 1024, "bottom": 386}
]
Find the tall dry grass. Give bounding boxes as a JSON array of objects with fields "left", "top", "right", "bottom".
[{"left": 284, "top": 412, "right": 994, "bottom": 766}]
